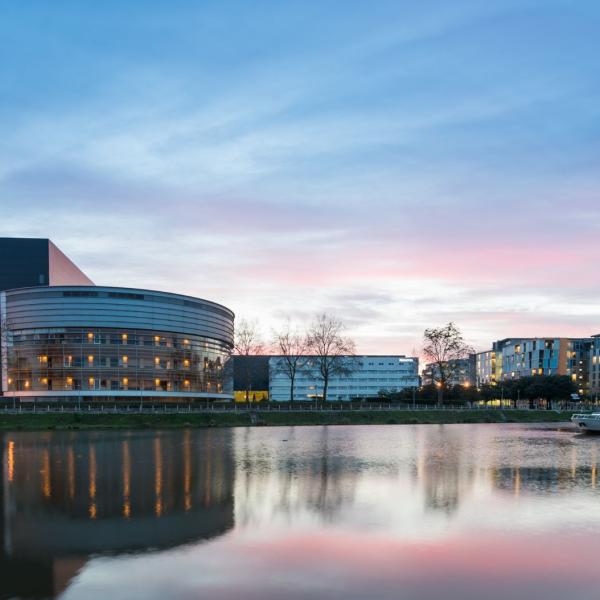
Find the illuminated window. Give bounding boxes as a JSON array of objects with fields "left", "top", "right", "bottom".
[
  {"left": 89, "top": 377, "right": 95, "bottom": 387},
  {"left": 24, "top": 380, "right": 30, "bottom": 389},
  {"left": 155, "top": 378, "right": 160, "bottom": 387},
  {"left": 41, "top": 377, "right": 48, "bottom": 385},
  {"left": 154, "top": 357, "right": 160, "bottom": 366},
  {"left": 121, "top": 355, "right": 128, "bottom": 365},
  {"left": 38, "top": 355, "right": 48, "bottom": 364},
  {"left": 87, "top": 332, "right": 94, "bottom": 342},
  {"left": 88, "top": 355, "right": 94, "bottom": 365},
  {"left": 64, "top": 355, "right": 73, "bottom": 367},
  {"left": 184, "top": 379, "right": 190, "bottom": 388},
  {"left": 183, "top": 359, "right": 190, "bottom": 368},
  {"left": 122, "top": 333, "right": 128, "bottom": 343}
]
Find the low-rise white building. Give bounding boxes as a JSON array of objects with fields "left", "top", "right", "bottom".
[{"left": 269, "top": 355, "right": 419, "bottom": 401}]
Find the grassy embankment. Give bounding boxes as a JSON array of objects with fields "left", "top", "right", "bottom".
[{"left": 0, "top": 409, "right": 574, "bottom": 431}]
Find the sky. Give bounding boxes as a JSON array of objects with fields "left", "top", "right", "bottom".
[{"left": 1, "top": 0, "right": 599, "bottom": 354}]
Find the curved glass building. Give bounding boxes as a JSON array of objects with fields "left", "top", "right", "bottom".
[{"left": 0, "top": 285, "right": 234, "bottom": 401}]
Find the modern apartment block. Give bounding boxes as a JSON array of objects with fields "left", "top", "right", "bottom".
[
  {"left": 590, "top": 335, "right": 600, "bottom": 399},
  {"left": 269, "top": 355, "right": 419, "bottom": 401},
  {"left": 475, "top": 350, "right": 498, "bottom": 386},
  {"left": 476, "top": 337, "right": 593, "bottom": 396}
]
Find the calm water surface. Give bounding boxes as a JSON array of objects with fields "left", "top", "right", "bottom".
[{"left": 2, "top": 424, "right": 600, "bottom": 600}]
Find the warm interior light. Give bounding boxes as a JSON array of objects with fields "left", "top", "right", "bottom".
[
  {"left": 123, "top": 377, "right": 129, "bottom": 385},
  {"left": 24, "top": 380, "right": 30, "bottom": 388},
  {"left": 184, "top": 379, "right": 190, "bottom": 386},
  {"left": 154, "top": 357, "right": 160, "bottom": 365},
  {"left": 88, "top": 332, "right": 94, "bottom": 340},
  {"left": 122, "top": 355, "right": 128, "bottom": 363},
  {"left": 155, "top": 378, "right": 160, "bottom": 386},
  {"left": 88, "top": 355, "right": 94, "bottom": 363},
  {"left": 183, "top": 359, "right": 190, "bottom": 368},
  {"left": 89, "top": 377, "right": 95, "bottom": 386}
]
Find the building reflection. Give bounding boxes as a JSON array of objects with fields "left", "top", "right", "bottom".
[
  {"left": 493, "top": 464, "right": 600, "bottom": 496},
  {"left": 0, "top": 429, "right": 234, "bottom": 599}
]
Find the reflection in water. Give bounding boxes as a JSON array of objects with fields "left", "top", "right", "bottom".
[
  {"left": 0, "top": 429, "right": 235, "bottom": 599},
  {"left": 2, "top": 424, "right": 600, "bottom": 599}
]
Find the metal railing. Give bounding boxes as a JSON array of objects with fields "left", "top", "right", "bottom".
[{"left": 0, "top": 400, "right": 592, "bottom": 415}]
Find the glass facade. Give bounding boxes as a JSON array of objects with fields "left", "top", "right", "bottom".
[{"left": 5, "top": 327, "right": 232, "bottom": 397}]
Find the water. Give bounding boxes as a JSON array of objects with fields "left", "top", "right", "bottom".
[{"left": 2, "top": 423, "right": 600, "bottom": 600}]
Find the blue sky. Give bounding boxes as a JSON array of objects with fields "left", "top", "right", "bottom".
[{"left": 1, "top": 0, "right": 599, "bottom": 352}]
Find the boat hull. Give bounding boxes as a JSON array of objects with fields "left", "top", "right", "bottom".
[{"left": 571, "top": 414, "right": 600, "bottom": 433}]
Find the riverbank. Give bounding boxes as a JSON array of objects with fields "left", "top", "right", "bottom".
[{"left": 0, "top": 409, "right": 575, "bottom": 431}]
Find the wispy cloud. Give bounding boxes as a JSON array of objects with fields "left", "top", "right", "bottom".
[{"left": 1, "top": 0, "right": 599, "bottom": 353}]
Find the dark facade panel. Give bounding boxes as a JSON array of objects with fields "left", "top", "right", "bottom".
[
  {"left": 0, "top": 238, "right": 50, "bottom": 291},
  {"left": 233, "top": 355, "right": 270, "bottom": 391}
]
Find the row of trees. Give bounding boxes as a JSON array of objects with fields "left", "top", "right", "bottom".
[
  {"left": 383, "top": 375, "right": 577, "bottom": 408},
  {"left": 234, "top": 314, "right": 355, "bottom": 403}
]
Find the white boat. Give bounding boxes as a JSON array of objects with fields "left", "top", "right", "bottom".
[{"left": 571, "top": 413, "right": 600, "bottom": 432}]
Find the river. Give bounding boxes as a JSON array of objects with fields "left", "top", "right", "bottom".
[{"left": 1, "top": 423, "right": 599, "bottom": 599}]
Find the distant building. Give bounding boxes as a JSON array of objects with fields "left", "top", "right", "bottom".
[
  {"left": 477, "top": 337, "right": 594, "bottom": 396},
  {"left": 422, "top": 356, "right": 476, "bottom": 387},
  {"left": 269, "top": 355, "right": 419, "bottom": 401},
  {"left": 232, "top": 355, "right": 270, "bottom": 402},
  {"left": 476, "top": 350, "right": 498, "bottom": 386},
  {"left": 590, "top": 335, "right": 600, "bottom": 399}
]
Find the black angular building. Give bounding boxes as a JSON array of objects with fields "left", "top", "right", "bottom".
[{"left": 0, "top": 238, "right": 94, "bottom": 291}]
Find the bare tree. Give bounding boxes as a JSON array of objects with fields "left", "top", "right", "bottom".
[
  {"left": 305, "top": 314, "right": 356, "bottom": 403},
  {"left": 234, "top": 319, "right": 265, "bottom": 403},
  {"left": 422, "top": 322, "right": 474, "bottom": 407},
  {"left": 271, "top": 320, "right": 308, "bottom": 403}
]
